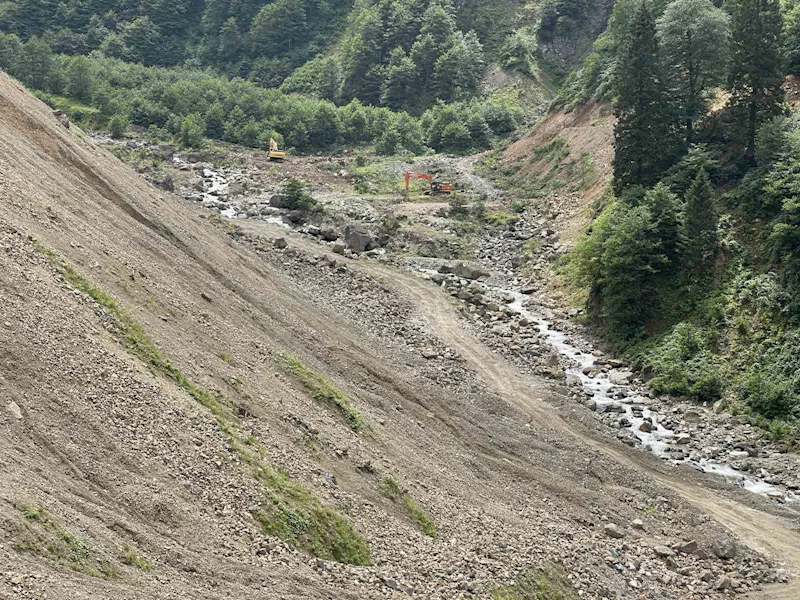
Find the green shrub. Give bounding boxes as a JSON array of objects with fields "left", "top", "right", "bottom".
[
  {"left": 379, "top": 477, "right": 436, "bottom": 537},
  {"left": 109, "top": 114, "right": 128, "bottom": 139},
  {"left": 279, "top": 355, "right": 365, "bottom": 431},
  {"left": 492, "top": 563, "right": 580, "bottom": 600},
  {"left": 281, "top": 179, "right": 317, "bottom": 211},
  {"left": 736, "top": 333, "right": 800, "bottom": 419},
  {"left": 642, "top": 323, "right": 727, "bottom": 402}
]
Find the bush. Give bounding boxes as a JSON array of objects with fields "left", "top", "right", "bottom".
[
  {"left": 282, "top": 179, "right": 317, "bottom": 211},
  {"left": 642, "top": 323, "right": 727, "bottom": 402},
  {"left": 736, "top": 333, "right": 800, "bottom": 419},
  {"left": 109, "top": 115, "right": 128, "bottom": 138},
  {"left": 179, "top": 113, "right": 205, "bottom": 148}
]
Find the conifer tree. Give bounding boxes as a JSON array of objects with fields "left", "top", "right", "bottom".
[
  {"left": 680, "top": 168, "right": 718, "bottom": 270},
  {"left": 613, "top": 1, "right": 677, "bottom": 193},
  {"left": 726, "top": 0, "right": 785, "bottom": 158}
]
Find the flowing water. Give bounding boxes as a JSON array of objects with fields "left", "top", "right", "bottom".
[{"left": 505, "top": 288, "right": 797, "bottom": 503}]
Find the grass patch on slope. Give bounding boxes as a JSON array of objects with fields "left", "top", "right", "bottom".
[
  {"left": 492, "top": 563, "right": 579, "bottom": 600},
  {"left": 378, "top": 477, "right": 437, "bottom": 538},
  {"left": 279, "top": 355, "right": 365, "bottom": 432},
  {"left": 14, "top": 507, "right": 118, "bottom": 579},
  {"left": 34, "top": 243, "right": 371, "bottom": 565}
]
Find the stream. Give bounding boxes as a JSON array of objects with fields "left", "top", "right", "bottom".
[{"left": 504, "top": 291, "right": 799, "bottom": 504}]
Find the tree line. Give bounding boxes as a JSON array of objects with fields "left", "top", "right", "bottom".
[
  {"left": 0, "top": 42, "right": 518, "bottom": 154},
  {"left": 0, "top": 0, "right": 502, "bottom": 114}
]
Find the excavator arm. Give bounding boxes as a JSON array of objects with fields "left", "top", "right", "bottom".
[{"left": 404, "top": 172, "right": 433, "bottom": 191}]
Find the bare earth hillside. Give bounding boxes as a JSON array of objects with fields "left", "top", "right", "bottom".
[{"left": 1, "top": 73, "right": 799, "bottom": 599}]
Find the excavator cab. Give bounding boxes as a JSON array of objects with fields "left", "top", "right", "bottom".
[
  {"left": 268, "top": 137, "right": 286, "bottom": 162},
  {"left": 404, "top": 171, "right": 453, "bottom": 195}
]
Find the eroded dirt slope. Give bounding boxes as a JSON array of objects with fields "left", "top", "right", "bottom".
[{"left": 0, "top": 73, "right": 792, "bottom": 600}]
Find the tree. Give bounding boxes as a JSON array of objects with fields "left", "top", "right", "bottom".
[
  {"left": 613, "top": 1, "right": 677, "bottom": 193},
  {"left": 680, "top": 168, "right": 718, "bottom": 271},
  {"left": 0, "top": 32, "right": 22, "bottom": 72},
  {"left": 783, "top": 0, "right": 800, "bottom": 74},
  {"left": 109, "top": 114, "right": 128, "bottom": 139},
  {"left": 249, "top": 0, "right": 307, "bottom": 57},
  {"left": 433, "top": 30, "right": 484, "bottom": 102},
  {"left": 217, "top": 17, "right": 241, "bottom": 63},
  {"left": 66, "top": 56, "right": 95, "bottom": 102},
  {"left": 574, "top": 200, "right": 669, "bottom": 338},
  {"left": 15, "top": 36, "right": 53, "bottom": 90},
  {"left": 121, "top": 17, "right": 163, "bottom": 66},
  {"left": 656, "top": 0, "right": 730, "bottom": 146},
  {"left": 726, "top": 0, "right": 784, "bottom": 158},
  {"left": 179, "top": 113, "right": 206, "bottom": 148},
  {"left": 16, "top": 0, "right": 56, "bottom": 37},
  {"left": 381, "top": 47, "right": 415, "bottom": 110}
]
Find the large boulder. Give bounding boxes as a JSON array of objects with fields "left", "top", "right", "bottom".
[
  {"left": 320, "top": 225, "right": 339, "bottom": 242},
  {"left": 452, "top": 262, "right": 489, "bottom": 280},
  {"left": 344, "top": 224, "right": 374, "bottom": 253},
  {"left": 269, "top": 194, "right": 291, "bottom": 209}
]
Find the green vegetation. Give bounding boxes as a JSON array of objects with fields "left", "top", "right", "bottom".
[
  {"left": 378, "top": 476, "right": 437, "bottom": 537},
  {"left": 33, "top": 243, "right": 370, "bottom": 564},
  {"left": 492, "top": 563, "right": 580, "bottom": 600},
  {"left": 0, "top": 0, "right": 533, "bottom": 155},
  {"left": 567, "top": 0, "right": 800, "bottom": 436},
  {"left": 279, "top": 355, "right": 365, "bottom": 432},
  {"left": 14, "top": 507, "right": 118, "bottom": 579},
  {"left": 252, "top": 470, "right": 372, "bottom": 565},
  {"left": 281, "top": 179, "right": 318, "bottom": 211},
  {"left": 122, "top": 549, "right": 154, "bottom": 571}
]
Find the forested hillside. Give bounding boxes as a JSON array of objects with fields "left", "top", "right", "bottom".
[
  {"left": 0, "top": 0, "right": 613, "bottom": 154},
  {"left": 566, "top": 0, "right": 800, "bottom": 437}
]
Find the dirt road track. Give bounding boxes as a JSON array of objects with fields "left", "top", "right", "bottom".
[{"left": 357, "top": 262, "right": 800, "bottom": 599}]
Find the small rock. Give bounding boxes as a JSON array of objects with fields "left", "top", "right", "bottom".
[
  {"left": 715, "top": 575, "right": 732, "bottom": 590},
  {"left": 654, "top": 546, "right": 675, "bottom": 558},
  {"left": 604, "top": 523, "right": 625, "bottom": 538},
  {"left": 639, "top": 421, "right": 653, "bottom": 433},
  {"left": 6, "top": 401, "right": 22, "bottom": 420},
  {"left": 421, "top": 348, "right": 439, "bottom": 360},
  {"left": 273, "top": 237, "right": 288, "bottom": 249},
  {"left": 683, "top": 409, "right": 702, "bottom": 423},
  {"left": 675, "top": 540, "right": 698, "bottom": 554}
]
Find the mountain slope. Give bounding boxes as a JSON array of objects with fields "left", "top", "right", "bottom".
[{"left": 0, "top": 71, "right": 792, "bottom": 599}]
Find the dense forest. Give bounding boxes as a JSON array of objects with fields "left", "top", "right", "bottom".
[
  {"left": 570, "top": 0, "right": 800, "bottom": 432},
  {"left": 0, "top": 0, "right": 582, "bottom": 152}
]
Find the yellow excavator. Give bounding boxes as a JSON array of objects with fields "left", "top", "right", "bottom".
[{"left": 268, "top": 138, "right": 286, "bottom": 161}]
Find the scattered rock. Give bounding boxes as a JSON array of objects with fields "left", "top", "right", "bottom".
[
  {"left": 654, "top": 546, "right": 675, "bottom": 558},
  {"left": 609, "top": 370, "right": 633, "bottom": 385},
  {"left": 6, "top": 401, "right": 22, "bottom": 420},
  {"left": 273, "top": 237, "right": 288, "bottom": 249},
  {"left": 603, "top": 523, "right": 625, "bottom": 539}
]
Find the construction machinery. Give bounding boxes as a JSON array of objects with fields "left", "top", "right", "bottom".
[
  {"left": 268, "top": 138, "right": 286, "bottom": 161},
  {"left": 404, "top": 172, "right": 453, "bottom": 195}
]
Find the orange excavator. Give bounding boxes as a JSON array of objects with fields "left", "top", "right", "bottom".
[{"left": 404, "top": 172, "right": 454, "bottom": 195}]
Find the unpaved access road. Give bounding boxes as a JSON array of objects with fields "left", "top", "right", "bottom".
[{"left": 257, "top": 223, "right": 800, "bottom": 599}]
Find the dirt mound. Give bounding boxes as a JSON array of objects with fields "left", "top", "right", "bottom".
[{"left": 0, "top": 72, "right": 791, "bottom": 599}]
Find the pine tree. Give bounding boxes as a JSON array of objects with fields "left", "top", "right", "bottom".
[
  {"left": 727, "top": 0, "right": 785, "bottom": 158},
  {"left": 613, "top": 1, "right": 677, "bottom": 193},
  {"left": 680, "top": 168, "right": 718, "bottom": 271}
]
